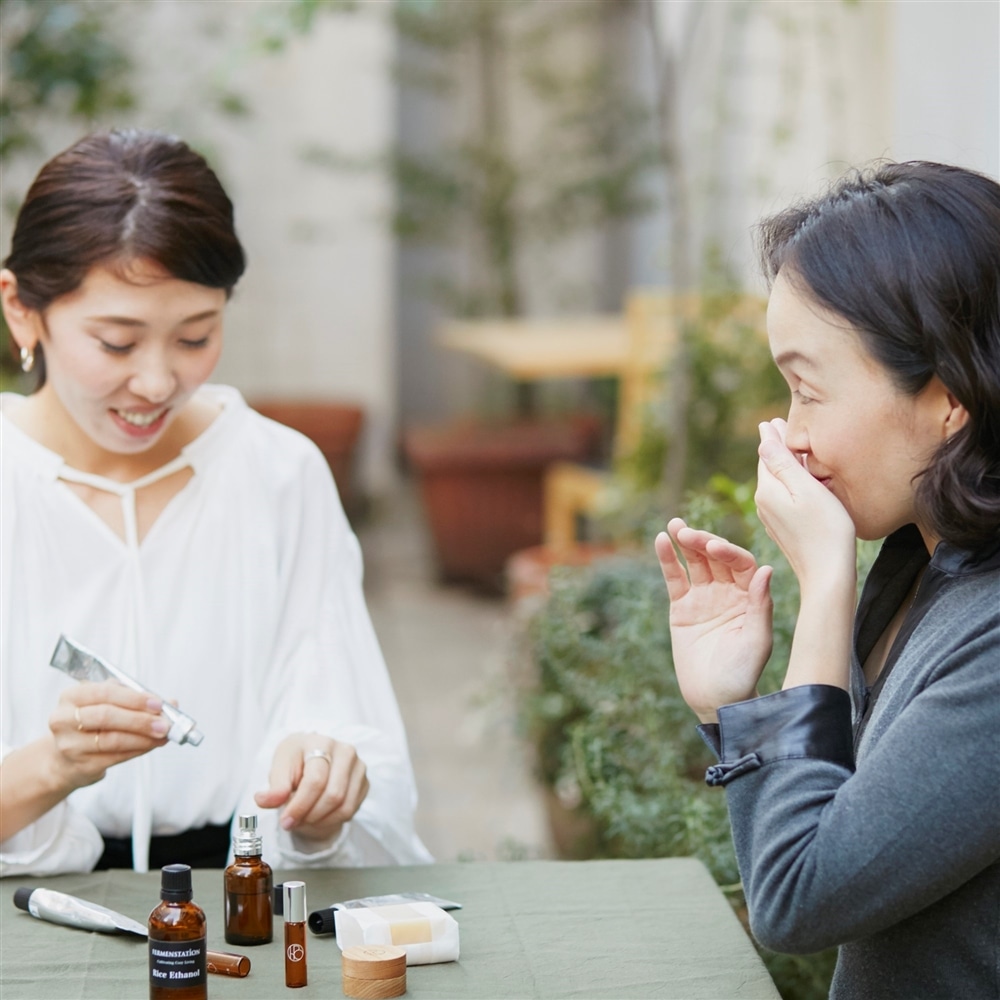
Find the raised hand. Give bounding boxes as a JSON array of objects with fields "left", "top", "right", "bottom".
[
  {"left": 254, "top": 733, "right": 369, "bottom": 847},
  {"left": 655, "top": 518, "right": 774, "bottom": 723}
]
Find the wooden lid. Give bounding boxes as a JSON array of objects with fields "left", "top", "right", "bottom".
[
  {"left": 341, "top": 944, "right": 407, "bottom": 981},
  {"left": 342, "top": 972, "right": 407, "bottom": 999}
]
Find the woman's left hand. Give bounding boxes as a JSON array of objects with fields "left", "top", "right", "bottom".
[
  {"left": 254, "top": 733, "right": 369, "bottom": 845},
  {"left": 756, "top": 419, "right": 856, "bottom": 590}
]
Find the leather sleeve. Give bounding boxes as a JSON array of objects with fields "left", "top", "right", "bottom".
[{"left": 695, "top": 686, "right": 855, "bottom": 786}]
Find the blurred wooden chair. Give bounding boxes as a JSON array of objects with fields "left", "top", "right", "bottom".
[{"left": 543, "top": 291, "right": 767, "bottom": 551}]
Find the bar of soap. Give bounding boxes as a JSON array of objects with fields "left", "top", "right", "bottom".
[
  {"left": 342, "top": 945, "right": 407, "bottom": 999},
  {"left": 335, "top": 902, "right": 460, "bottom": 966}
]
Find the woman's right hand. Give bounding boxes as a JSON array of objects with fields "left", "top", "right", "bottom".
[
  {"left": 47, "top": 681, "right": 170, "bottom": 792},
  {"left": 655, "top": 518, "right": 774, "bottom": 723},
  {"left": 0, "top": 682, "right": 170, "bottom": 843}
]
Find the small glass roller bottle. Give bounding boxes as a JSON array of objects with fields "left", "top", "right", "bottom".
[
  {"left": 148, "top": 864, "right": 207, "bottom": 1000},
  {"left": 224, "top": 814, "right": 273, "bottom": 945},
  {"left": 283, "top": 881, "right": 308, "bottom": 988}
]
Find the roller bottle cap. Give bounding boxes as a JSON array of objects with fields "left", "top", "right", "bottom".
[
  {"left": 283, "top": 881, "right": 306, "bottom": 923},
  {"left": 233, "top": 814, "right": 263, "bottom": 856},
  {"left": 308, "top": 906, "right": 336, "bottom": 935},
  {"left": 160, "top": 864, "right": 194, "bottom": 902},
  {"left": 13, "top": 888, "right": 34, "bottom": 911}
]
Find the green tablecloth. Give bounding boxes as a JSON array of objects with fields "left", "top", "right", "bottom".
[{"left": 1, "top": 859, "right": 779, "bottom": 999}]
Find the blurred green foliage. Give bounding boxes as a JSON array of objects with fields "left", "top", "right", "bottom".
[
  {"left": 0, "top": 0, "right": 134, "bottom": 165},
  {"left": 0, "top": 0, "right": 136, "bottom": 377}
]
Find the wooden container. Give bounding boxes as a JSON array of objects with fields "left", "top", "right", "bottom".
[{"left": 342, "top": 945, "right": 406, "bottom": 999}]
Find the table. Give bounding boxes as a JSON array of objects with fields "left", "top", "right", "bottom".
[
  {"left": 436, "top": 311, "right": 678, "bottom": 440},
  {"left": 436, "top": 316, "right": 632, "bottom": 382},
  {"left": 1, "top": 859, "right": 779, "bottom": 999}
]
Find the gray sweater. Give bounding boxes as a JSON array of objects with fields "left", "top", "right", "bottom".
[{"left": 701, "top": 526, "right": 1000, "bottom": 999}]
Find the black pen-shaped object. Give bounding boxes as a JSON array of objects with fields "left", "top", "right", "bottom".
[{"left": 13, "top": 887, "right": 250, "bottom": 977}]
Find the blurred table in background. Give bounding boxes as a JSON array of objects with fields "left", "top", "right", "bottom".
[
  {"left": 437, "top": 315, "right": 632, "bottom": 381},
  {"left": 438, "top": 297, "right": 767, "bottom": 551},
  {"left": 436, "top": 311, "right": 668, "bottom": 551},
  {"left": 2, "top": 858, "right": 779, "bottom": 999}
]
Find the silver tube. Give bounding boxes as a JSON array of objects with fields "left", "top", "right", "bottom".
[
  {"left": 50, "top": 635, "right": 204, "bottom": 746},
  {"left": 14, "top": 887, "right": 148, "bottom": 936}
]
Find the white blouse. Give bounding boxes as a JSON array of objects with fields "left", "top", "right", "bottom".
[{"left": 0, "top": 385, "right": 431, "bottom": 875}]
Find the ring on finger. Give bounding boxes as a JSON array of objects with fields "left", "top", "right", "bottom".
[
  {"left": 304, "top": 748, "right": 332, "bottom": 767},
  {"left": 75, "top": 707, "right": 84, "bottom": 732}
]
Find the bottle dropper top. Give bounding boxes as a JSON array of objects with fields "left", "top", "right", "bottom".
[{"left": 160, "top": 864, "right": 194, "bottom": 902}]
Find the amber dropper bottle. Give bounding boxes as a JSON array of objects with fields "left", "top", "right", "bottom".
[
  {"left": 148, "top": 864, "right": 207, "bottom": 1000},
  {"left": 283, "top": 881, "right": 308, "bottom": 988},
  {"left": 224, "top": 814, "right": 273, "bottom": 945}
]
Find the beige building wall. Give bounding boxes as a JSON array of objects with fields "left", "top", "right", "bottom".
[
  {"left": 644, "top": 0, "right": 894, "bottom": 292},
  {"left": 153, "top": 4, "right": 399, "bottom": 495},
  {"left": 890, "top": 0, "right": 999, "bottom": 178},
  {"left": 643, "top": 0, "right": 997, "bottom": 290}
]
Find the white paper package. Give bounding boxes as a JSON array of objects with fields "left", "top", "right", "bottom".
[{"left": 333, "top": 902, "right": 460, "bottom": 965}]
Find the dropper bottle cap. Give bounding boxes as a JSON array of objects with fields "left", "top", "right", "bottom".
[
  {"left": 232, "top": 814, "right": 263, "bottom": 856},
  {"left": 160, "top": 864, "right": 193, "bottom": 902}
]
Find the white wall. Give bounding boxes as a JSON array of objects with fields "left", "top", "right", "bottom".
[
  {"left": 209, "top": 10, "right": 397, "bottom": 496},
  {"left": 640, "top": 0, "right": 894, "bottom": 292},
  {"left": 638, "top": 0, "right": 1000, "bottom": 289},
  {"left": 890, "top": 0, "right": 999, "bottom": 178}
]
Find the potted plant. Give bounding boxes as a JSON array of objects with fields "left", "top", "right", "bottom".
[{"left": 386, "top": 0, "right": 659, "bottom": 588}]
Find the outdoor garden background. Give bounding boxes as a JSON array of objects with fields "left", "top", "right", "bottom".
[{"left": 2, "top": 2, "right": 997, "bottom": 997}]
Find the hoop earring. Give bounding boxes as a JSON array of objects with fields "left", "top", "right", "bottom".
[{"left": 19, "top": 346, "right": 35, "bottom": 373}]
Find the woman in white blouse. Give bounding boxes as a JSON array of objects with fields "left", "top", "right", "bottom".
[{"left": 0, "top": 129, "right": 431, "bottom": 875}]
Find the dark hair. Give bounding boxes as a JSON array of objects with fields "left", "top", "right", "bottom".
[
  {"left": 4, "top": 128, "right": 246, "bottom": 387},
  {"left": 756, "top": 161, "right": 1000, "bottom": 552}
]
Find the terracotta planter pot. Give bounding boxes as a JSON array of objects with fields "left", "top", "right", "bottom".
[
  {"left": 251, "top": 399, "right": 365, "bottom": 519},
  {"left": 505, "top": 542, "right": 622, "bottom": 606},
  {"left": 403, "top": 417, "right": 602, "bottom": 591}
]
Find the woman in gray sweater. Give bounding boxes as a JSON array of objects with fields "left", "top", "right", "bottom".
[{"left": 656, "top": 161, "right": 1000, "bottom": 999}]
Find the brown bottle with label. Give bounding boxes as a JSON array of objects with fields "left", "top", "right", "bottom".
[
  {"left": 224, "top": 814, "right": 273, "bottom": 945},
  {"left": 148, "top": 864, "right": 207, "bottom": 1000}
]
